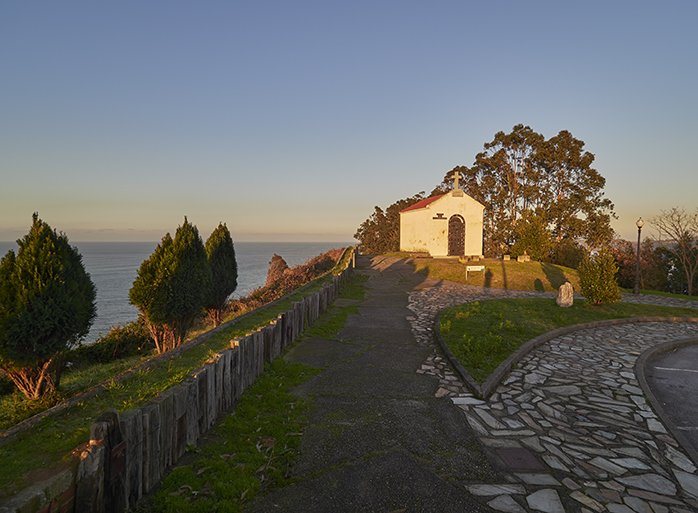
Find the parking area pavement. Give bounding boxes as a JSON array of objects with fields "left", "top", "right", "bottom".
[{"left": 646, "top": 343, "right": 698, "bottom": 460}]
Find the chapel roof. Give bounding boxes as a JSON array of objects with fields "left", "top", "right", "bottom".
[{"left": 399, "top": 194, "right": 446, "bottom": 213}]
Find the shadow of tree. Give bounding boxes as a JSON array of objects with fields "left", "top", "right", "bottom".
[
  {"left": 534, "top": 278, "right": 544, "bottom": 292},
  {"left": 541, "top": 263, "right": 568, "bottom": 289},
  {"left": 500, "top": 261, "right": 508, "bottom": 290},
  {"left": 364, "top": 254, "right": 431, "bottom": 287},
  {"left": 484, "top": 269, "right": 493, "bottom": 288}
]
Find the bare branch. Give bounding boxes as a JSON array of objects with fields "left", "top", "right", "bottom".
[{"left": 651, "top": 208, "right": 698, "bottom": 295}]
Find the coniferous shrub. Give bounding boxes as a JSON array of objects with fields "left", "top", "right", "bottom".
[
  {"left": 204, "top": 223, "right": 238, "bottom": 326},
  {"left": 130, "top": 218, "right": 211, "bottom": 353},
  {"left": 0, "top": 214, "right": 96, "bottom": 400},
  {"left": 578, "top": 248, "right": 621, "bottom": 304}
]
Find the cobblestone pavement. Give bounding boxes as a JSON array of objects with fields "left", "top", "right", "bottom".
[{"left": 408, "top": 282, "right": 698, "bottom": 513}]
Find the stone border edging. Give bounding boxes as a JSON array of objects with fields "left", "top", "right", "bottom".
[
  {"left": 0, "top": 246, "right": 353, "bottom": 444},
  {"left": 433, "top": 314, "right": 698, "bottom": 400},
  {"left": 635, "top": 336, "right": 698, "bottom": 467}
]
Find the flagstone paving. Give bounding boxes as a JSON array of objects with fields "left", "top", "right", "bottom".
[{"left": 408, "top": 282, "right": 698, "bottom": 513}]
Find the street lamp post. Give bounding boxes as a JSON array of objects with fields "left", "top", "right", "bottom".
[{"left": 634, "top": 217, "right": 644, "bottom": 294}]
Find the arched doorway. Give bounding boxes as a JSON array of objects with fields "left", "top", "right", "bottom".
[{"left": 448, "top": 215, "right": 465, "bottom": 256}]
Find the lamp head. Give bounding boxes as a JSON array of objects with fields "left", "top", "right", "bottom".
[{"left": 636, "top": 217, "right": 644, "bottom": 229}]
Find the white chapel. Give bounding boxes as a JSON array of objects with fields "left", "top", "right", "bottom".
[{"left": 399, "top": 172, "right": 484, "bottom": 257}]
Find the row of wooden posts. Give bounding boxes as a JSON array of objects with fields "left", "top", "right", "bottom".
[{"left": 2, "top": 259, "right": 354, "bottom": 513}]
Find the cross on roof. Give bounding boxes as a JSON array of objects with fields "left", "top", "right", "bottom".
[{"left": 453, "top": 169, "right": 460, "bottom": 190}]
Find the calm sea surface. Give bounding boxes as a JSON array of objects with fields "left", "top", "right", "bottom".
[{"left": 0, "top": 241, "right": 349, "bottom": 343}]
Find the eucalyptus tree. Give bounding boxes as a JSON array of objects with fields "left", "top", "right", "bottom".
[
  {"left": 0, "top": 214, "right": 96, "bottom": 399},
  {"left": 535, "top": 129, "right": 614, "bottom": 247},
  {"left": 354, "top": 192, "right": 426, "bottom": 254},
  {"left": 433, "top": 125, "right": 615, "bottom": 256}
]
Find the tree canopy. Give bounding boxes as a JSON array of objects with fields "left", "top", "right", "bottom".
[
  {"left": 433, "top": 125, "right": 615, "bottom": 256},
  {"left": 204, "top": 223, "right": 238, "bottom": 326},
  {"left": 130, "top": 218, "right": 211, "bottom": 353},
  {"left": 354, "top": 193, "right": 425, "bottom": 254},
  {"left": 0, "top": 214, "right": 96, "bottom": 399}
]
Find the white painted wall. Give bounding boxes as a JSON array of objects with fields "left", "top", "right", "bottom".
[{"left": 399, "top": 191, "right": 484, "bottom": 257}]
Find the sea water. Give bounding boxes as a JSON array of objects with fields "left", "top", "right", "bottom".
[{"left": 0, "top": 241, "right": 348, "bottom": 343}]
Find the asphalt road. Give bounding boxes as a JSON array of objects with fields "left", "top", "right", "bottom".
[
  {"left": 645, "top": 342, "right": 698, "bottom": 459},
  {"left": 246, "top": 255, "right": 499, "bottom": 513}
]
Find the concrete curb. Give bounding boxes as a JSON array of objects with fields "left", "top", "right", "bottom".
[
  {"left": 434, "top": 314, "right": 698, "bottom": 400},
  {"left": 635, "top": 337, "right": 698, "bottom": 467},
  {"left": 433, "top": 312, "right": 483, "bottom": 397}
]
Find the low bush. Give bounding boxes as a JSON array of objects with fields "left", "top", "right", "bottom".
[
  {"left": 0, "top": 374, "right": 13, "bottom": 396},
  {"left": 69, "top": 320, "right": 152, "bottom": 365},
  {"left": 578, "top": 248, "right": 621, "bottom": 304},
  {"left": 228, "top": 248, "right": 344, "bottom": 316}
]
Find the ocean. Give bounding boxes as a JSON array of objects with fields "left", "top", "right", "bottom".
[{"left": 0, "top": 241, "right": 349, "bottom": 343}]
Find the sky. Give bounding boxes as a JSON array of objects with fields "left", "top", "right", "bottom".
[{"left": 1, "top": 1, "right": 696, "bottom": 242}]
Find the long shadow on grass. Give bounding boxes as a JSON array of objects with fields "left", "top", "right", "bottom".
[{"left": 541, "top": 262, "right": 567, "bottom": 289}]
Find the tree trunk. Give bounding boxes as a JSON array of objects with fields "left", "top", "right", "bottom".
[
  {"left": 2, "top": 358, "right": 57, "bottom": 400},
  {"left": 207, "top": 308, "right": 222, "bottom": 327}
]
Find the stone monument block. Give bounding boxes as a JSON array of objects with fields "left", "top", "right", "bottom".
[{"left": 556, "top": 282, "right": 574, "bottom": 308}]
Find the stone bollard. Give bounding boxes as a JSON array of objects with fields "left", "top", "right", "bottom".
[{"left": 556, "top": 282, "right": 574, "bottom": 308}]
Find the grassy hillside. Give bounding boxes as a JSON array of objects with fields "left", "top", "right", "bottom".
[{"left": 405, "top": 257, "right": 580, "bottom": 292}]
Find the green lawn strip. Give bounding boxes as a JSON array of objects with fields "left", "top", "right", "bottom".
[
  {"left": 0, "top": 257, "right": 352, "bottom": 497},
  {"left": 620, "top": 288, "right": 698, "bottom": 301},
  {"left": 439, "top": 298, "right": 698, "bottom": 383},
  {"left": 409, "top": 258, "right": 580, "bottom": 292},
  {"left": 301, "top": 275, "right": 368, "bottom": 340},
  {"left": 141, "top": 273, "right": 366, "bottom": 513},
  {"left": 139, "top": 358, "right": 319, "bottom": 513},
  {"left": 0, "top": 355, "right": 147, "bottom": 430},
  {"left": 336, "top": 273, "right": 368, "bottom": 301}
]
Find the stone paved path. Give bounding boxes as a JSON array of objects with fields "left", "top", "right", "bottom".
[{"left": 409, "top": 281, "right": 698, "bottom": 513}]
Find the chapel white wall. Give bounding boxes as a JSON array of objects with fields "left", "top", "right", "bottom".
[{"left": 399, "top": 193, "right": 483, "bottom": 257}]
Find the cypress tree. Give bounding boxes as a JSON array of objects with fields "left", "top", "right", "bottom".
[
  {"left": 0, "top": 214, "right": 96, "bottom": 399},
  {"left": 204, "top": 223, "right": 238, "bottom": 326},
  {"left": 130, "top": 218, "right": 211, "bottom": 353}
]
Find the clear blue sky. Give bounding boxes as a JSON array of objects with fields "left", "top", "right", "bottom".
[{"left": 1, "top": 1, "right": 696, "bottom": 242}]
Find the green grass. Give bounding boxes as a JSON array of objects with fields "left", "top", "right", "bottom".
[
  {"left": 621, "top": 288, "right": 698, "bottom": 301},
  {"left": 0, "top": 255, "right": 353, "bottom": 497},
  {"left": 0, "top": 355, "right": 148, "bottom": 430},
  {"left": 141, "top": 272, "right": 366, "bottom": 512},
  {"left": 336, "top": 273, "right": 368, "bottom": 301},
  {"left": 408, "top": 257, "right": 580, "bottom": 292},
  {"left": 140, "top": 358, "right": 319, "bottom": 513},
  {"left": 439, "top": 298, "right": 698, "bottom": 383}
]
